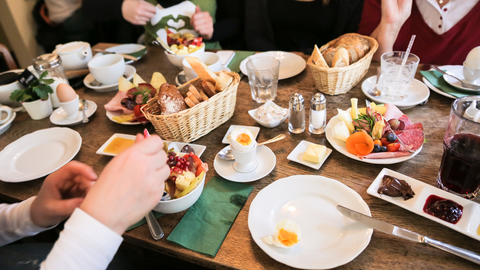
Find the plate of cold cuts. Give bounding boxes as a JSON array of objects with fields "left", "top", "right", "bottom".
[{"left": 325, "top": 104, "right": 424, "bottom": 164}]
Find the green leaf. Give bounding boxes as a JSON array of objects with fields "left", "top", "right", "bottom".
[
  {"left": 40, "top": 78, "right": 55, "bottom": 85},
  {"left": 34, "top": 84, "right": 53, "bottom": 100},
  {"left": 39, "top": 71, "right": 48, "bottom": 80},
  {"left": 10, "top": 89, "right": 25, "bottom": 102}
]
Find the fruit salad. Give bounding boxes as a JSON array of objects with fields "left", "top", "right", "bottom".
[{"left": 165, "top": 27, "right": 204, "bottom": 55}]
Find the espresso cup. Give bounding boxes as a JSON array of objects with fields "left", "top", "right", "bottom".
[
  {"left": 88, "top": 54, "right": 125, "bottom": 85},
  {"left": 230, "top": 141, "right": 257, "bottom": 173},
  {"left": 463, "top": 62, "right": 480, "bottom": 85},
  {"left": 182, "top": 52, "right": 222, "bottom": 81},
  {"left": 60, "top": 95, "right": 79, "bottom": 120},
  {"left": 54, "top": 41, "right": 92, "bottom": 70},
  {"left": 0, "top": 105, "right": 12, "bottom": 125}
]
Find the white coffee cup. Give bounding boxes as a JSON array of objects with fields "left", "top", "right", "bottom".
[
  {"left": 0, "top": 105, "right": 12, "bottom": 125},
  {"left": 88, "top": 54, "right": 125, "bottom": 85},
  {"left": 54, "top": 41, "right": 92, "bottom": 70},
  {"left": 230, "top": 141, "right": 257, "bottom": 173},
  {"left": 182, "top": 52, "right": 222, "bottom": 81},
  {"left": 60, "top": 95, "right": 79, "bottom": 120},
  {"left": 463, "top": 62, "right": 480, "bottom": 86}
]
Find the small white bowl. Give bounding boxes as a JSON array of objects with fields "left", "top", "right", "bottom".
[
  {"left": 153, "top": 172, "right": 206, "bottom": 214},
  {"left": 165, "top": 45, "right": 206, "bottom": 69},
  {"left": 248, "top": 107, "right": 288, "bottom": 128}
]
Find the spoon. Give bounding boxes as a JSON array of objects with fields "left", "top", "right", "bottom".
[
  {"left": 79, "top": 99, "right": 89, "bottom": 123},
  {"left": 368, "top": 66, "right": 382, "bottom": 96},
  {"left": 151, "top": 39, "right": 175, "bottom": 55},
  {"left": 432, "top": 65, "right": 480, "bottom": 90},
  {"left": 217, "top": 134, "right": 286, "bottom": 161},
  {"left": 464, "top": 100, "right": 480, "bottom": 120},
  {"left": 145, "top": 211, "right": 164, "bottom": 240}
]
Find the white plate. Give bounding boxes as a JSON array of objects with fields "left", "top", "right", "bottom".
[
  {"left": 0, "top": 128, "right": 82, "bottom": 182},
  {"left": 362, "top": 76, "right": 429, "bottom": 109},
  {"left": 84, "top": 65, "right": 135, "bottom": 92},
  {"left": 96, "top": 134, "right": 206, "bottom": 157},
  {"left": 240, "top": 51, "right": 306, "bottom": 80},
  {"left": 214, "top": 145, "right": 275, "bottom": 182},
  {"left": 105, "top": 44, "right": 147, "bottom": 64},
  {"left": 0, "top": 112, "right": 16, "bottom": 135},
  {"left": 367, "top": 168, "right": 480, "bottom": 241},
  {"left": 249, "top": 175, "right": 372, "bottom": 269},
  {"left": 287, "top": 140, "right": 332, "bottom": 170},
  {"left": 442, "top": 65, "right": 480, "bottom": 92},
  {"left": 50, "top": 100, "right": 97, "bottom": 126},
  {"left": 325, "top": 114, "right": 422, "bottom": 164},
  {"left": 105, "top": 110, "right": 143, "bottom": 125},
  {"left": 222, "top": 125, "right": 260, "bottom": 144},
  {"left": 422, "top": 77, "right": 455, "bottom": 99},
  {"left": 175, "top": 66, "right": 231, "bottom": 86}
]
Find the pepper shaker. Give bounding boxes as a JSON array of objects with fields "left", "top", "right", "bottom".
[
  {"left": 288, "top": 93, "right": 305, "bottom": 134},
  {"left": 33, "top": 53, "right": 69, "bottom": 108},
  {"left": 309, "top": 92, "right": 327, "bottom": 134}
]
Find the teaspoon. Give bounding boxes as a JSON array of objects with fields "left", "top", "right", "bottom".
[{"left": 368, "top": 67, "right": 382, "bottom": 96}]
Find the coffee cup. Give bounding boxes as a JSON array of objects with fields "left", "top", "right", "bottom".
[
  {"left": 0, "top": 105, "right": 12, "bottom": 125},
  {"left": 54, "top": 41, "right": 92, "bottom": 70},
  {"left": 230, "top": 141, "right": 257, "bottom": 173},
  {"left": 182, "top": 52, "right": 222, "bottom": 81},
  {"left": 88, "top": 54, "right": 125, "bottom": 85},
  {"left": 463, "top": 62, "right": 480, "bottom": 86},
  {"left": 60, "top": 95, "right": 79, "bottom": 120}
]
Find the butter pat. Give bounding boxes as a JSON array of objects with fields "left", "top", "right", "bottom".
[{"left": 302, "top": 144, "right": 327, "bottom": 163}]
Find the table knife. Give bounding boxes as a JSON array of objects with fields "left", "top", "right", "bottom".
[{"left": 336, "top": 205, "right": 480, "bottom": 265}]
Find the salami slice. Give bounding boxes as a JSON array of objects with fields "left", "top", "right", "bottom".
[
  {"left": 384, "top": 104, "right": 404, "bottom": 120},
  {"left": 363, "top": 152, "right": 411, "bottom": 159},
  {"left": 399, "top": 114, "right": 413, "bottom": 127},
  {"left": 394, "top": 129, "right": 424, "bottom": 151},
  {"left": 405, "top": 122, "right": 423, "bottom": 130}
]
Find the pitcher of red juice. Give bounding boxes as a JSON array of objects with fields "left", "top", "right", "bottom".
[{"left": 437, "top": 96, "right": 480, "bottom": 199}]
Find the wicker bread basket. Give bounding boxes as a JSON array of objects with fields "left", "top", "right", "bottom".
[
  {"left": 142, "top": 71, "right": 240, "bottom": 143},
  {"left": 307, "top": 34, "right": 378, "bottom": 95}
]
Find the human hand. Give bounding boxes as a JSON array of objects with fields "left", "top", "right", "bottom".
[
  {"left": 80, "top": 134, "right": 169, "bottom": 235},
  {"left": 191, "top": 6, "right": 214, "bottom": 40},
  {"left": 122, "top": 0, "right": 157, "bottom": 25},
  {"left": 30, "top": 161, "right": 98, "bottom": 228},
  {"left": 380, "top": 0, "right": 412, "bottom": 28}
]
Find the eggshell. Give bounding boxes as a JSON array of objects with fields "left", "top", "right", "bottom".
[
  {"left": 57, "top": 83, "right": 77, "bottom": 103},
  {"left": 230, "top": 129, "right": 255, "bottom": 151},
  {"left": 465, "top": 46, "right": 480, "bottom": 69}
]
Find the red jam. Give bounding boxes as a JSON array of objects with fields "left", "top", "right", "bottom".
[{"left": 423, "top": 195, "right": 463, "bottom": 224}]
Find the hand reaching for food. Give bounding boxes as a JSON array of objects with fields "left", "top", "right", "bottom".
[
  {"left": 191, "top": 6, "right": 214, "bottom": 40},
  {"left": 122, "top": 0, "right": 157, "bottom": 25}
]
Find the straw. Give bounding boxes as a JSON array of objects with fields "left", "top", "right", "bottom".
[{"left": 401, "top": 35, "right": 416, "bottom": 66}]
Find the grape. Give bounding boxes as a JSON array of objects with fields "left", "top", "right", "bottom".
[{"left": 386, "top": 133, "right": 397, "bottom": 142}]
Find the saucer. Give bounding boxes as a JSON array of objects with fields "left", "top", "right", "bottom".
[
  {"left": 287, "top": 140, "right": 332, "bottom": 170},
  {"left": 0, "top": 112, "right": 16, "bottom": 135},
  {"left": 105, "top": 44, "right": 147, "bottom": 64},
  {"left": 175, "top": 66, "right": 231, "bottom": 86},
  {"left": 214, "top": 145, "right": 276, "bottom": 182},
  {"left": 362, "top": 76, "right": 429, "bottom": 109},
  {"left": 222, "top": 125, "right": 260, "bottom": 144},
  {"left": 442, "top": 66, "right": 480, "bottom": 92},
  {"left": 84, "top": 65, "right": 135, "bottom": 92},
  {"left": 50, "top": 100, "right": 97, "bottom": 126}
]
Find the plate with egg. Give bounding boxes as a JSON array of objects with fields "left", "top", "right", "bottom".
[{"left": 248, "top": 175, "right": 372, "bottom": 269}]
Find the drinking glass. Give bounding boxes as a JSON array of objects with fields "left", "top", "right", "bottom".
[
  {"left": 246, "top": 56, "right": 280, "bottom": 103},
  {"left": 437, "top": 96, "right": 480, "bottom": 199},
  {"left": 378, "top": 51, "right": 419, "bottom": 100}
]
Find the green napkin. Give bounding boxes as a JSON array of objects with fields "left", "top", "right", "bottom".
[
  {"left": 420, "top": 70, "right": 473, "bottom": 98},
  {"left": 228, "top": 51, "right": 255, "bottom": 74},
  {"left": 127, "top": 211, "right": 164, "bottom": 231},
  {"left": 167, "top": 176, "right": 253, "bottom": 257}
]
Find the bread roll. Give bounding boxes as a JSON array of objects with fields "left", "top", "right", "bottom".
[
  {"left": 215, "top": 72, "right": 233, "bottom": 91},
  {"left": 158, "top": 83, "right": 187, "bottom": 115},
  {"left": 335, "top": 33, "right": 370, "bottom": 54},
  {"left": 185, "top": 57, "right": 218, "bottom": 84},
  {"left": 322, "top": 48, "right": 337, "bottom": 67},
  {"left": 311, "top": 44, "right": 328, "bottom": 68},
  {"left": 202, "top": 81, "right": 216, "bottom": 97},
  {"left": 332, "top": 48, "right": 349, "bottom": 67}
]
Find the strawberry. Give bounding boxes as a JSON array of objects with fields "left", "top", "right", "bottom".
[{"left": 195, "top": 163, "right": 208, "bottom": 177}]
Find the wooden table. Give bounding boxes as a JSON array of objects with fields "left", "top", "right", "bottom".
[{"left": 1, "top": 45, "right": 479, "bottom": 270}]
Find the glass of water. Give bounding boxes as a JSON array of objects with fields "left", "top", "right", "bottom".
[
  {"left": 246, "top": 56, "right": 280, "bottom": 103},
  {"left": 378, "top": 51, "right": 419, "bottom": 100}
]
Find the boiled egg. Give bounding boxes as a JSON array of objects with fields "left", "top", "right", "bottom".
[
  {"left": 229, "top": 128, "right": 255, "bottom": 151},
  {"left": 262, "top": 219, "right": 301, "bottom": 248},
  {"left": 56, "top": 83, "right": 77, "bottom": 103},
  {"left": 465, "top": 46, "right": 480, "bottom": 69}
]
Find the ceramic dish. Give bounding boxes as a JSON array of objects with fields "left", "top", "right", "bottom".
[
  {"left": 287, "top": 140, "right": 332, "bottom": 170},
  {"left": 362, "top": 76, "right": 430, "bottom": 109},
  {"left": 240, "top": 51, "right": 306, "bottom": 80},
  {"left": 105, "top": 44, "right": 147, "bottom": 64},
  {"left": 442, "top": 65, "right": 480, "bottom": 92},
  {"left": 422, "top": 77, "right": 455, "bottom": 99},
  {"left": 247, "top": 102, "right": 288, "bottom": 128},
  {"left": 222, "top": 125, "right": 260, "bottom": 144},
  {"left": 84, "top": 65, "right": 135, "bottom": 92},
  {"left": 0, "top": 128, "right": 81, "bottom": 182},
  {"left": 325, "top": 114, "right": 422, "bottom": 164},
  {"left": 50, "top": 100, "right": 97, "bottom": 126},
  {"left": 97, "top": 134, "right": 206, "bottom": 157},
  {"left": 249, "top": 175, "right": 372, "bottom": 269},
  {"left": 0, "top": 112, "right": 16, "bottom": 135},
  {"left": 105, "top": 110, "right": 143, "bottom": 125},
  {"left": 175, "top": 66, "right": 231, "bottom": 86},
  {"left": 367, "top": 168, "right": 480, "bottom": 241},
  {"left": 214, "top": 145, "right": 275, "bottom": 182}
]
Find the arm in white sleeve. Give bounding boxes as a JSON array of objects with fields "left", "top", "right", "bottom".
[
  {"left": 41, "top": 208, "right": 123, "bottom": 270},
  {"left": 0, "top": 197, "right": 54, "bottom": 246}
]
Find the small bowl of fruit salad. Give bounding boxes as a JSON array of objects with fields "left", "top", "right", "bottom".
[
  {"left": 154, "top": 144, "right": 208, "bottom": 214},
  {"left": 163, "top": 29, "right": 205, "bottom": 69}
]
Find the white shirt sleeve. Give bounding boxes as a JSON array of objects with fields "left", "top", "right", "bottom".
[
  {"left": 0, "top": 197, "right": 53, "bottom": 246},
  {"left": 41, "top": 208, "right": 123, "bottom": 270}
]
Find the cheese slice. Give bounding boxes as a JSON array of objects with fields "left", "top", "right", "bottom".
[{"left": 302, "top": 144, "right": 327, "bottom": 163}]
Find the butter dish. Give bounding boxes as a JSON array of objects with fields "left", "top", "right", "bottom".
[{"left": 287, "top": 140, "right": 332, "bottom": 170}]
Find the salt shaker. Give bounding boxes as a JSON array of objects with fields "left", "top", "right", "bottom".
[
  {"left": 309, "top": 92, "right": 327, "bottom": 134},
  {"left": 288, "top": 93, "right": 305, "bottom": 134},
  {"left": 33, "top": 53, "right": 69, "bottom": 108}
]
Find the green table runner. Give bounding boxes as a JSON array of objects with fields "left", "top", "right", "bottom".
[
  {"left": 228, "top": 51, "right": 255, "bottom": 74},
  {"left": 420, "top": 70, "right": 474, "bottom": 98}
]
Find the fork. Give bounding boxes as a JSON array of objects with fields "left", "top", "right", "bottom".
[{"left": 432, "top": 65, "right": 480, "bottom": 91}]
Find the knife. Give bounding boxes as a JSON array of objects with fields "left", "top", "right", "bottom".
[{"left": 336, "top": 205, "right": 480, "bottom": 265}]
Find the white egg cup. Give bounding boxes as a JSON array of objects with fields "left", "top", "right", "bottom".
[
  {"left": 230, "top": 141, "right": 257, "bottom": 173},
  {"left": 60, "top": 95, "right": 79, "bottom": 120},
  {"left": 463, "top": 61, "right": 480, "bottom": 85}
]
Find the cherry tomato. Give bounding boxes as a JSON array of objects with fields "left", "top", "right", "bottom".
[
  {"left": 373, "top": 139, "right": 382, "bottom": 146},
  {"left": 386, "top": 143, "right": 401, "bottom": 152},
  {"left": 381, "top": 138, "right": 391, "bottom": 146}
]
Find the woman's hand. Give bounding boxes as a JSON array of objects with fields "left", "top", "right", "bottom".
[
  {"left": 380, "top": 0, "right": 412, "bottom": 28},
  {"left": 122, "top": 0, "right": 157, "bottom": 25},
  {"left": 191, "top": 6, "right": 214, "bottom": 40}
]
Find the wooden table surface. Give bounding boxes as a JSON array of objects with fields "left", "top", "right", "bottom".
[{"left": 1, "top": 45, "right": 479, "bottom": 270}]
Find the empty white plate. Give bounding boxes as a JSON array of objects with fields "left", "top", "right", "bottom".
[{"left": 240, "top": 51, "right": 306, "bottom": 80}]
